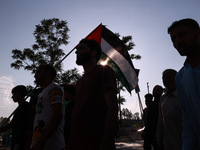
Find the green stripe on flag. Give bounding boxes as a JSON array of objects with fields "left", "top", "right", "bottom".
[
  {"left": 99, "top": 53, "right": 133, "bottom": 93},
  {"left": 100, "top": 38, "right": 138, "bottom": 91}
]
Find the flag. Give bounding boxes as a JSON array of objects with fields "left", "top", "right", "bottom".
[{"left": 85, "top": 24, "right": 139, "bottom": 94}]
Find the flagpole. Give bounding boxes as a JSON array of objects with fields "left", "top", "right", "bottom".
[
  {"left": 147, "top": 82, "right": 150, "bottom": 94},
  {"left": 55, "top": 47, "right": 76, "bottom": 67},
  {"left": 0, "top": 109, "right": 16, "bottom": 129},
  {"left": 137, "top": 92, "right": 143, "bottom": 118},
  {"left": 117, "top": 80, "right": 122, "bottom": 127}
]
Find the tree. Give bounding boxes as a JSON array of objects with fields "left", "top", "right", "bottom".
[
  {"left": 10, "top": 18, "right": 82, "bottom": 85},
  {"left": 133, "top": 112, "right": 140, "bottom": 120},
  {"left": 121, "top": 108, "right": 134, "bottom": 120},
  {"left": 115, "top": 33, "right": 141, "bottom": 60},
  {"left": 57, "top": 68, "right": 82, "bottom": 85},
  {"left": 11, "top": 18, "right": 69, "bottom": 74}
]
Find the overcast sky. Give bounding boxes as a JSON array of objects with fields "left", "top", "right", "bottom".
[{"left": 0, "top": 0, "right": 199, "bottom": 117}]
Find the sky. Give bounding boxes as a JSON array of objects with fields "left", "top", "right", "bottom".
[{"left": 0, "top": 0, "right": 200, "bottom": 117}]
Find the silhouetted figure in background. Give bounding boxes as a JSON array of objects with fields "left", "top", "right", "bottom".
[
  {"left": 144, "top": 85, "right": 163, "bottom": 150},
  {"left": 142, "top": 93, "right": 153, "bottom": 140},
  {"left": 31, "top": 64, "right": 65, "bottom": 150},
  {"left": 168, "top": 18, "right": 200, "bottom": 150},
  {"left": 156, "top": 69, "right": 182, "bottom": 150},
  {"left": 0, "top": 85, "right": 31, "bottom": 150},
  {"left": 142, "top": 93, "right": 153, "bottom": 126},
  {"left": 62, "top": 84, "right": 76, "bottom": 147},
  {"left": 68, "top": 39, "right": 118, "bottom": 150}
]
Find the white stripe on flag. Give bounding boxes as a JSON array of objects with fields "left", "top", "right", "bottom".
[{"left": 101, "top": 38, "right": 138, "bottom": 88}]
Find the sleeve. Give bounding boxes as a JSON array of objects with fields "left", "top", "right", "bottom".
[{"left": 50, "top": 85, "right": 64, "bottom": 105}]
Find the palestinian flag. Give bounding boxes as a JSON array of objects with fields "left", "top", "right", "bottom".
[{"left": 85, "top": 24, "right": 139, "bottom": 94}]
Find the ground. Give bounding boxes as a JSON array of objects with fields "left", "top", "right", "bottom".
[
  {"left": 115, "top": 129, "right": 143, "bottom": 150},
  {"left": 0, "top": 126, "right": 144, "bottom": 150},
  {"left": 0, "top": 141, "right": 144, "bottom": 150},
  {"left": 116, "top": 141, "right": 143, "bottom": 150}
]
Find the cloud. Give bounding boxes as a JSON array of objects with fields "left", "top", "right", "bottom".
[
  {"left": 0, "top": 76, "right": 15, "bottom": 105},
  {"left": 0, "top": 76, "right": 18, "bottom": 117}
]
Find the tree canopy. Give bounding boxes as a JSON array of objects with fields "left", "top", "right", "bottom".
[{"left": 11, "top": 18, "right": 69, "bottom": 74}]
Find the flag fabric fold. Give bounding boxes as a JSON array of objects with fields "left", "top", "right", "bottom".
[{"left": 85, "top": 24, "right": 139, "bottom": 94}]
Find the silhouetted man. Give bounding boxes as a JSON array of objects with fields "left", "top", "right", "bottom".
[
  {"left": 0, "top": 85, "right": 31, "bottom": 150},
  {"left": 168, "top": 18, "right": 200, "bottom": 150},
  {"left": 31, "top": 64, "right": 65, "bottom": 150},
  {"left": 144, "top": 85, "right": 163, "bottom": 150},
  {"left": 157, "top": 69, "right": 182, "bottom": 150},
  {"left": 68, "top": 39, "right": 118, "bottom": 150}
]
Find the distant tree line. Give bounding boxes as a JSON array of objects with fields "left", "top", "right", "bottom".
[{"left": 121, "top": 108, "right": 140, "bottom": 120}]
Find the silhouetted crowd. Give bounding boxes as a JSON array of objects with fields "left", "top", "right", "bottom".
[{"left": 1, "top": 18, "right": 200, "bottom": 150}]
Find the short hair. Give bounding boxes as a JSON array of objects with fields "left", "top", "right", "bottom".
[
  {"left": 153, "top": 85, "right": 163, "bottom": 94},
  {"left": 12, "top": 85, "right": 27, "bottom": 98},
  {"left": 79, "top": 39, "right": 102, "bottom": 62},
  {"left": 168, "top": 18, "right": 200, "bottom": 34},
  {"left": 39, "top": 64, "right": 57, "bottom": 79},
  {"left": 144, "top": 93, "right": 153, "bottom": 100},
  {"left": 163, "top": 69, "right": 177, "bottom": 77}
]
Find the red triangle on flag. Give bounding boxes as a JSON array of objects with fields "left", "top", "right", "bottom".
[{"left": 85, "top": 24, "right": 102, "bottom": 44}]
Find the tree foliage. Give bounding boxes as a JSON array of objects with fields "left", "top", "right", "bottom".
[
  {"left": 133, "top": 112, "right": 140, "bottom": 120},
  {"left": 10, "top": 18, "right": 82, "bottom": 86},
  {"left": 121, "top": 108, "right": 134, "bottom": 120},
  {"left": 121, "top": 108, "right": 140, "bottom": 120},
  {"left": 115, "top": 33, "right": 141, "bottom": 60},
  {"left": 11, "top": 18, "right": 69, "bottom": 74},
  {"left": 117, "top": 95, "right": 126, "bottom": 105},
  {"left": 56, "top": 68, "right": 82, "bottom": 85}
]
